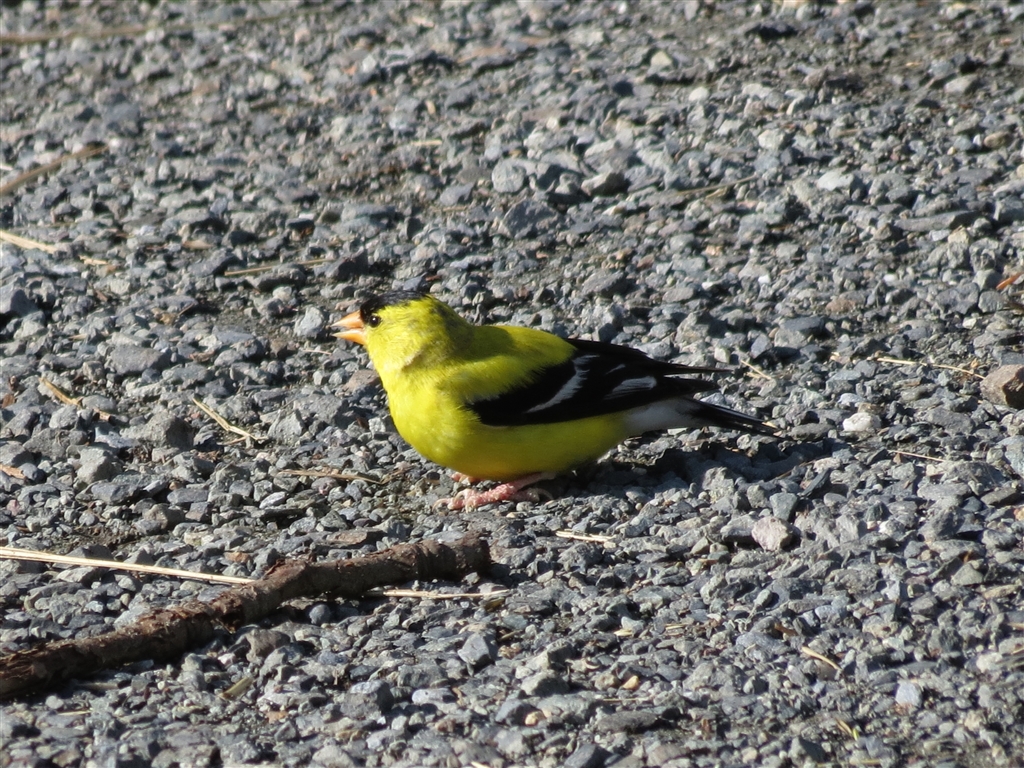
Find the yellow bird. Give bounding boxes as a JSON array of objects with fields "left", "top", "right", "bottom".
[{"left": 336, "top": 291, "right": 774, "bottom": 509}]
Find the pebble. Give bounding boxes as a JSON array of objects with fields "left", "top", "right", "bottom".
[
  {"left": 751, "top": 516, "right": 797, "bottom": 551},
  {"left": 981, "top": 365, "right": 1024, "bottom": 409},
  {"left": 843, "top": 412, "right": 883, "bottom": 434}
]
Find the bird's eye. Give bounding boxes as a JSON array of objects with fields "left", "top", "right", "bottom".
[{"left": 366, "top": 313, "right": 381, "bottom": 328}]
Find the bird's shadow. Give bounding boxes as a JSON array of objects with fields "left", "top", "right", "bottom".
[
  {"left": 563, "top": 434, "right": 842, "bottom": 497},
  {"left": 480, "top": 437, "right": 844, "bottom": 583}
]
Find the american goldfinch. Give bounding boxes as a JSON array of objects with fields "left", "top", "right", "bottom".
[{"left": 336, "top": 291, "right": 774, "bottom": 509}]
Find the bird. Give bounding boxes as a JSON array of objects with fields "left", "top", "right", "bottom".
[{"left": 335, "top": 290, "right": 775, "bottom": 509}]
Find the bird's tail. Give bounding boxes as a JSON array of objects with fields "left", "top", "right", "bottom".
[
  {"left": 686, "top": 397, "right": 778, "bottom": 436},
  {"left": 624, "top": 395, "right": 777, "bottom": 437}
]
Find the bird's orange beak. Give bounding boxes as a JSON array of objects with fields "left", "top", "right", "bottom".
[{"left": 332, "top": 310, "right": 366, "bottom": 345}]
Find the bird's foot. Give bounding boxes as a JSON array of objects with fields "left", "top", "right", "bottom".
[{"left": 437, "top": 472, "right": 556, "bottom": 510}]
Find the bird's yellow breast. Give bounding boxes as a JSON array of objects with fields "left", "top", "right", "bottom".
[
  {"left": 389, "top": 388, "right": 628, "bottom": 481},
  {"left": 370, "top": 322, "right": 629, "bottom": 481}
]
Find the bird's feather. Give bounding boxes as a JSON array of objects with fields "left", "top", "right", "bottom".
[{"left": 469, "top": 336, "right": 735, "bottom": 428}]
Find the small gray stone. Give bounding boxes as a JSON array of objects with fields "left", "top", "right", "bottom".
[
  {"left": 944, "top": 75, "right": 979, "bottom": 95},
  {"left": 166, "top": 487, "right": 208, "bottom": 506},
  {"left": 495, "top": 697, "right": 537, "bottom": 725},
  {"left": 294, "top": 306, "right": 328, "bottom": 339},
  {"left": 56, "top": 565, "right": 105, "bottom": 584},
  {"left": 758, "top": 129, "right": 791, "bottom": 151},
  {"left": 521, "top": 671, "right": 568, "bottom": 697},
  {"left": 751, "top": 516, "right": 797, "bottom": 551},
  {"left": 340, "top": 680, "right": 394, "bottom": 720},
  {"left": 994, "top": 197, "right": 1024, "bottom": 225},
  {"left": 893, "top": 211, "right": 980, "bottom": 232},
  {"left": 492, "top": 159, "right": 527, "bottom": 194},
  {"left": 124, "top": 412, "right": 194, "bottom": 449},
  {"left": 108, "top": 345, "right": 172, "bottom": 376},
  {"left": 0, "top": 288, "right": 39, "bottom": 317},
  {"left": 981, "top": 365, "right": 1024, "bottom": 409},
  {"left": 0, "top": 442, "right": 34, "bottom": 468},
  {"left": 458, "top": 632, "right": 497, "bottom": 670},
  {"left": 895, "top": 681, "right": 922, "bottom": 708},
  {"left": 439, "top": 183, "right": 474, "bottom": 206},
  {"left": 564, "top": 743, "right": 610, "bottom": 768},
  {"left": 769, "top": 492, "right": 799, "bottom": 518},
  {"left": 921, "top": 509, "right": 962, "bottom": 543},
  {"left": 790, "top": 735, "right": 827, "bottom": 762},
  {"left": 816, "top": 170, "right": 856, "bottom": 192},
  {"left": 950, "top": 563, "right": 985, "bottom": 586},
  {"left": 593, "top": 708, "right": 675, "bottom": 733},
  {"left": 76, "top": 447, "right": 123, "bottom": 485},
  {"left": 581, "top": 171, "right": 628, "bottom": 197},
  {"left": 499, "top": 200, "right": 559, "bottom": 239},
  {"left": 843, "top": 412, "right": 882, "bottom": 433}
]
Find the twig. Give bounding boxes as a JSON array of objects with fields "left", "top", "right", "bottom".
[
  {"left": 0, "top": 547, "right": 252, "bottom": 586},
  {"left": 0, "top": 230, "right": 58, "bottom": 254},
  {"left": 193, "top": 397, "right": 261, "bottom": 443},
  {"left": 0, "top": 144, "right": 106, "bottom": 197},
  {"left": 0, "top": 534, "right": 490, "bottom": 699}
]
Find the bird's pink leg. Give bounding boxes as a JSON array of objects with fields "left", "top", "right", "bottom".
[{"left": 438, "top": 472, "right": 557, "bottom": 510}]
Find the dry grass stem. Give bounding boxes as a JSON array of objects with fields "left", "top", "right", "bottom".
[
  {"left": 0, "top": 9, "right": 322, "bottom": 47},
  {"left": 801, "top": 645, "right": 841, "bottom": 671},
  {"left": 278, "top": 468, "right": 382, "bottom": 485},
  {"left": 874, "top": 354, "right": 984, "bottom": 379},
  {"left": 193, "top": 397, "right": 261, "bottom": 442},
  {"left": 0, "top": 144, "right": 106, "bottom": 196},
  {"left": 40, "top": 378, "right": 115, "bottom": 419},
  {"left": 554, "top": 531, "right": 614, "bottom": 545},
  {"left": 374, "top": 588, "right": 510, "bottom": 600},
  {"left": 0, "top": 546, "right": 253, "bottom": 586},
  {"left": 222, "top": 258, "right": 330, "bottom": 277},
  {"left": 893, "top": 450, "right": 944, "bottom": 463},
  {"left": 0, "top": 230, "right": 59, "bottom": 254},
  {"left": 740, "top": 359, "right": 775, "bottom": 380},
  {"left": 40, "top": 377, "right": 82, "bottom": 407}
]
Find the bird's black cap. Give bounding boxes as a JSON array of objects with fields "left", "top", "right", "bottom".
[{"left": 359, "top": 290, "right": 428, "bottom": 320}]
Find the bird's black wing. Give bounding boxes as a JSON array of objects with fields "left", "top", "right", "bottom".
[{"left": 468, "top": 337, "right": 721, "bottom": 427}]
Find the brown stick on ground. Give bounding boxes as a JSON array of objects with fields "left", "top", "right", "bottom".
[{"left": 0, "top": 533, "right": 490, "bottom": 700}]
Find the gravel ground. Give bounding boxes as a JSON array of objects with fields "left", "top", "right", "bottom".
[{"left": 2, "top": 1, "right": 1024, "bottom": 766}]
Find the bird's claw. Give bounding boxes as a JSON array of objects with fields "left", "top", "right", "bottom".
[
  {"left": 436, "top": 481, "right": 553, "bottom": 510},
  {"left": 434, "top": 471, "right": 557, "bottom": 510}
]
